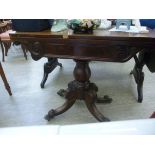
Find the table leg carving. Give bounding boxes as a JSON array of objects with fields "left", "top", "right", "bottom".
[
  {"left": 45, "top": 98, "right": 76, "bottom": 121},
  {"left": 57, "top": 85, "right": 112, "bottom": 104},
  {"left": 131, "top": 66, "right": 144, "bottom": 103},
  {"left": 85, "top": 90, "right": 110, "bottom": 122},
  {"left": 57, "top": 89, "right": 67, "bottom": 97},
  {"left": 41, "top": 58, "right": 62, "bottom": 88},
  {"left": 131, "top": 53, "right": 145, "bottom": 103},
  {"left": 45, "top": 60, "right": 111, "bottom": 122}
]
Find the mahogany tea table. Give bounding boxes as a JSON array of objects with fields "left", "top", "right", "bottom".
[{"left": 10, "top": 29, "right": 155, "bottom": 122}]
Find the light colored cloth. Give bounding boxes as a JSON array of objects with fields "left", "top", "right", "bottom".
[
  {"left": 109, "top": 25, "right": 149, "bottom": 33},
  {"left": 98, "top": 19, "right": 112, "bottom": 29},
  {"left": 51, "top": 19, "right": 68, "bottom": 32},
  {"left": 0, "top": 30, "right": 13, "bottom": 40}
]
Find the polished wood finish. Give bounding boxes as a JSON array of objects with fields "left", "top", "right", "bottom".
[
  {"left": 0, "top": 62, "right": 12, "bottom": 95},
  {"left": 9, "top": 29, "right": 155, "bottom": 122},
  {"left": 45, "top": 60, "right": 110, "bottom": 121},
  {"left": 41, "top": 58, "right": 62, "bottom": 88},
  {"left": 130, "top": 53, "right": 145, "bottom": 102}
]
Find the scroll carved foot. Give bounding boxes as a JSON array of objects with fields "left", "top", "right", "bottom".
[
  {"left": 44, "top": 109, "right": 55, "bottom": 121},
  {"left": 57, "top": 89, "right": 67, "bottom": 97},
  {"left": 44, "top": 96, "right": 76, "bottom": 121},
  {"left": 57, "top": 83, "right": 112, "bottom": 104}
]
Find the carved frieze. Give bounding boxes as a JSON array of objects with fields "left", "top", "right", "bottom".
[
  {"left": 21, "top": 41, "right": 43, "bottom": 61},
  {"left": 19, "top": 40, "right": 146, "bottom": 62}
]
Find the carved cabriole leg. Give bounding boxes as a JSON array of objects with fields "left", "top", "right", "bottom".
[
  {"left": 45, "top": 60, "right": 111, "bottom": 122},
  {"left": 40, "top": 58, "right": 62, "bottom": 88},
  {"left": 131, "top": 52, "right": 145, "bottom": 103},
  {"left": 85, "top": 89, "right": 110, "bottom": 122},
  {"left": 21, "top": 42, "right": 62, "bottom": 88},
  {"left": 45, "top": 88, "right": 76, "bottom": 121},
  {"left": 45, "top": 98, "right": 76, "bottom": 121}
]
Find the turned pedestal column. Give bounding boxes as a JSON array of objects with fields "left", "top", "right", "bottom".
[{"left": 45, "top": 60, "right": 112, "bottom": 122}]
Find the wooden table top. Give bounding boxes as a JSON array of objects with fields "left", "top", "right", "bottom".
[
  {"left": 9, "top": 28, "right": 155, "bottom": 62},
  {"left": 9, "top": 28, "right": 155, "bottom": 40}
]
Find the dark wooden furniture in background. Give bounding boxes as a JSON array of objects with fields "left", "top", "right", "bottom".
[
  {"left": 0, "top": 21, "right": 27, "bottom": 62},
  {"left": 10, "top": 29, "right": 155, "bottom": 122},
  {"left": 0, "top": 22, "right": 8, "bottom": 61},
  {"left": 0, "top": 62, "right": 12, "bottom": 96}
]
